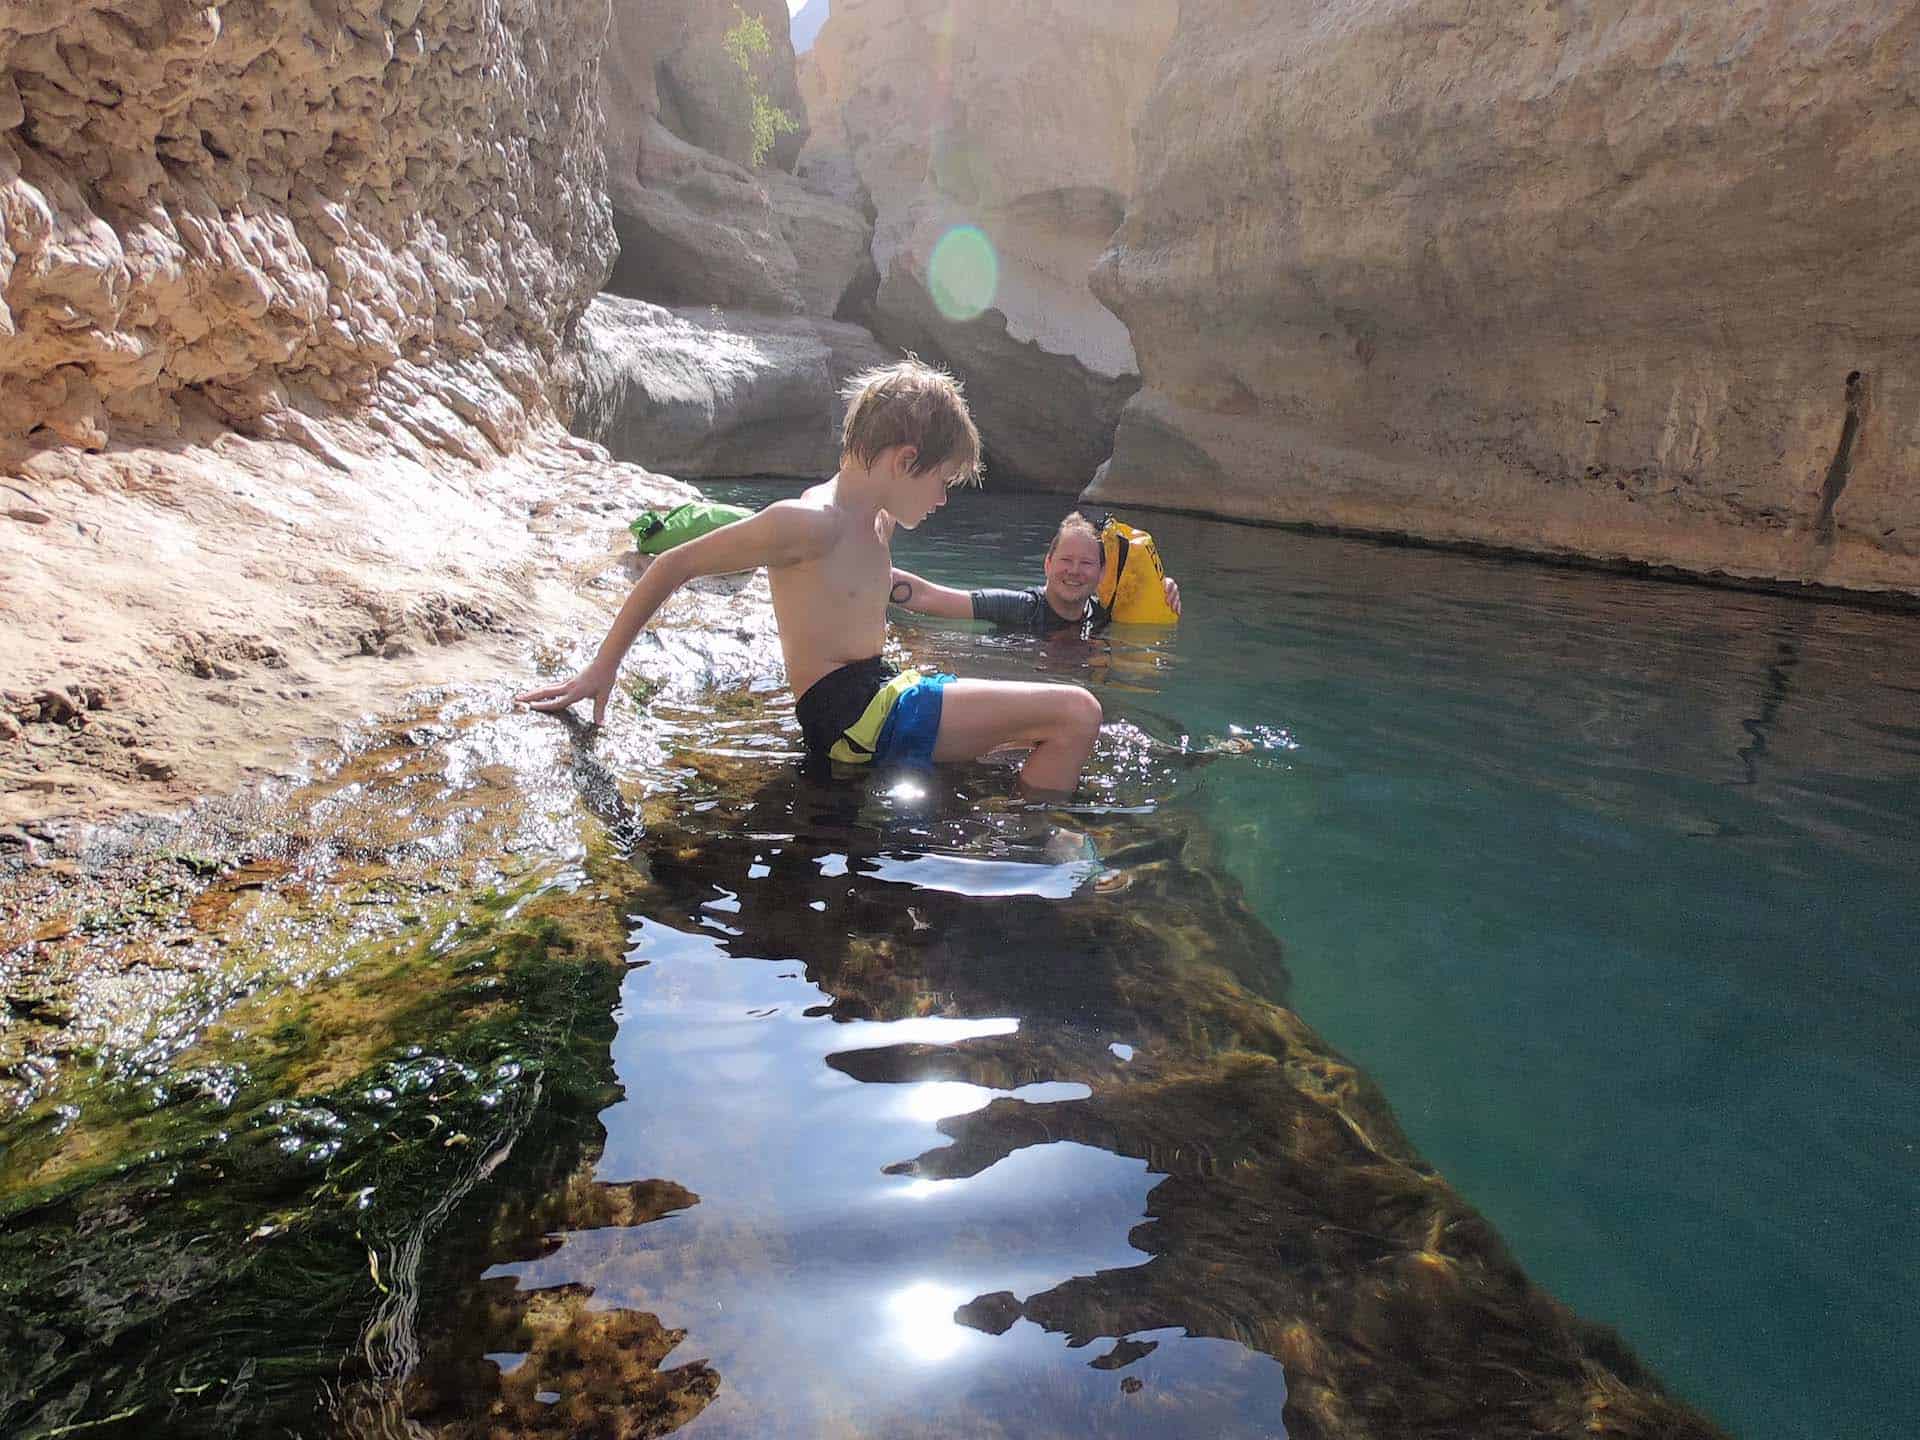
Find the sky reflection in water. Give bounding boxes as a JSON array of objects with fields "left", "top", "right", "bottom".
[{"left": 485, "top": 916, "right": 1289, "bottom": 1437}]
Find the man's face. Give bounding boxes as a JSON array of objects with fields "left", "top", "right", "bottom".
[{"left": 1043, "top": 531, "right": 1104, "bottom": 608}]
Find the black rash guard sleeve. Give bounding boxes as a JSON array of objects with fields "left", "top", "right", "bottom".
[{"left": 968, "top": 587, "right": 1048, "bottom": 631}]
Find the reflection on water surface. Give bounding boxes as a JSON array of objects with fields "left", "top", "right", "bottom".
[
  {"left": 419, "top": 753, "right": 1715, "bottom": 1440},
  {"left": 489, "top": 917, "right": 1283, "bottom": 1436}
]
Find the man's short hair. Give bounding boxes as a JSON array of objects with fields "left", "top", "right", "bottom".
[
  {"left": 841, "top": 358, "right": 983, "bottom": 485},
  {"left": 1046, "top": 510, "right": 1102, "bottom": 558}
]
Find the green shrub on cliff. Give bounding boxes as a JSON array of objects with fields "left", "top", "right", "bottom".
[{"left": 722, "top": 7, "right": 800, "bottom": 168}]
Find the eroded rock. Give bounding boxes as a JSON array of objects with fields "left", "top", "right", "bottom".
[
  {"left": 0, "top": 0, "right": 713, "bottom": 825},
  {"left": 600, "top": 0, "right": 873, "bottom": 319},
  {"left": 0, "top": 0, "right": 613, "bottom": 457}
]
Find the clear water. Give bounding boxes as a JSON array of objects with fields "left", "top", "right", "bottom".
[
  {"left": 8, "top": 483, "right": 1915, "bottom": 1439},
  {"left": 709, "top": 480, "right": 1920, "bottom": 1440}
]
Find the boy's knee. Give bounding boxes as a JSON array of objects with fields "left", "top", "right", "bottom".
[{"left": 1064, "top": 686, "right": 1102, "bottom": 736}]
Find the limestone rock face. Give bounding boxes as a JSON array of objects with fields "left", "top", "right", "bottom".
[
  {"left": 799, "top": 0, "right": 1176, "bottom": 490},
  {"left": 570, "top": 295, "right": 893, "bottom": 478},
  {"left": 0, "top": 0, "right": 613, "bottom": 459},
  {"left": 601, "top": 0, "right": 872, "bottom": 319},
  {"left": 1091, "top": 0, "right": 1920, "bottom": 595}
]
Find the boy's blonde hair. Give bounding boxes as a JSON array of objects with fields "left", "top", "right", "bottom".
[{"left": 840, "top": 357, "right": 982, "bottom": 484}]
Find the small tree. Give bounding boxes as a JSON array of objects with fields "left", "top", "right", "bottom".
[{"left": 722, "top": 7, "right": 800, "bottom": 168}]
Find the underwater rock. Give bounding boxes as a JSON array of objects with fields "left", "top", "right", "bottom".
[
  {"left": 798, "top": 0, "right": 1177, "bottom": 488},
  {"left": 403, "top": 1284, "right": 720, "bottom": 1440},
  {"left": 569, "top": 296, "right": 893, "bottom": 478},
  {"left": 0, "top": 668, "right": 1734, "bottom": 1437},
  {"left": 1091, "top": 0, "right": 1920, "bottom": 597}
]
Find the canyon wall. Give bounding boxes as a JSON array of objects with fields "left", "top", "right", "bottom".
[
  {"left": 570, "top": 295, "right": 891, "bottom": 479},
  {"left": 800, "top": 0, "right": 1177, "bottom": 489},
  {"left": 1090, "top": 0, "right": 1920, "bottom": 595}
]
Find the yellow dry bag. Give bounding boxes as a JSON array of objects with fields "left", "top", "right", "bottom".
[{"left": 1096, "top": 518, "right": 1180, "bottom": 624}]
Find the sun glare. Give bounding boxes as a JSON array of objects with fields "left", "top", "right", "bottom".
[{"left": 886, "top": 1282, "right": 972, "bottom": 1364}]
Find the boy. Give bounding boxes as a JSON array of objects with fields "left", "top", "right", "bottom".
[
  {"left": 888, "top": 510, "right": 1182, "bottom": 636},
  {"left": 515, "top": 361, "right": 1103, "bottom": 796}
]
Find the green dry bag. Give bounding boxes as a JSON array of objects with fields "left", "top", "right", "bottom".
[{"left": 629, "top": 501, "right": 752, "bottom": 555}]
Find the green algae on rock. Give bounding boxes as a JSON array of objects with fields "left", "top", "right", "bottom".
[{"left": 0, "top": 863, "right": 640, "bottom": 1438}]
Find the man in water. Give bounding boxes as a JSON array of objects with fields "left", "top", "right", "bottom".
[
  {"left": 515, "top": 360, "right": 1104, "bottom": 796},
  {"left": 886, "top": 510, "right": 1181, "bottom": 636}
]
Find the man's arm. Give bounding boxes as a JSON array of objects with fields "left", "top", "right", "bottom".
[
  {"left": 517, "top": 502, "right": 833, "bottom": 724},
  {"left": 889, "top": 567, "right": 976, "bottom": 619}
]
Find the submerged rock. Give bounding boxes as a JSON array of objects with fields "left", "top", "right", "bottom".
[
  {"left": 1091, "top": 0, "right": 1920, "bottom": 597},
  {"left": 464, "top": 750, "right": 1729, "bottom": 1439},
  {"left": 569, "top": 296, "right": 894, "bottom": 478},
  {"left": 0, "top": 667, "right": 1730, "bottom": 1437}
]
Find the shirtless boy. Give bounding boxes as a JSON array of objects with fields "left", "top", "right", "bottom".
[
  {"left": 515, "top": 361, "right": 1104, "bottom": 796},
  {"left": 888, "top": 510, "right": 1181, "bottom": 637}
]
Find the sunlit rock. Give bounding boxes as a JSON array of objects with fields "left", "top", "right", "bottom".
[
  {"left": 0, "top": 0, "right": 610, "bottom": 454},
  {"left": 0, "top": 0, "right": 696, "bottom": 824},
  {"left": 600, "top": 0, "right": 874, "bottom": 319}
]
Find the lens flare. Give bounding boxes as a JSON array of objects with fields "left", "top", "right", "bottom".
[{"left": 927, "top": 225, "right": 999, "bottom": 321}]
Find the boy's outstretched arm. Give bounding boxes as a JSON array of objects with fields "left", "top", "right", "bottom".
[
  {"left": 517, "top": 502, "right": 833, "bottom": 724},
  {"left": 889, "top": 567, "right": 975, "bottom": 619}
]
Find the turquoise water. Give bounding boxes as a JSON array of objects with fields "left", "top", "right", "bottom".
[
  {"left": 7, "top": 483, "right": 1912, "bottom": 1437},
  {"left": 713, "top": 481, "right": 1920, "bottom": 1440}
]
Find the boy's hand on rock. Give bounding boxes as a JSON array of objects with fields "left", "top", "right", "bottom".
[{"left": 516, "top": 667, "right": 615, "bottom": 726}]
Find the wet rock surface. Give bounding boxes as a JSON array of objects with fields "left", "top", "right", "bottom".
[
  {"left": 569, "top": 296, "right": 892, "bottom": 479},
  {"left": 1091, "top": 0, "right": 1920, "bottom": 596},
  {"left": 0, "top": 431, "right": 696, "bottom": 826},
  {"left": 0, "top": 0, "right": 682, "bottom": 825}
]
